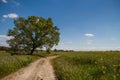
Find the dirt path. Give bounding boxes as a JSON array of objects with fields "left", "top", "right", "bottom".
[{"left": 1, "top": 56, "right": 58, "bottom": 80}]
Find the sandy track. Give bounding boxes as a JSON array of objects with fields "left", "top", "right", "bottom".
[{"left": 1, "top": 56, "right": 58, "bottom": 80}]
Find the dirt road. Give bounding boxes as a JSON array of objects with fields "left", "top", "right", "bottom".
[{"left": 1, "top": 56, "right": 58, "bottom": 80}]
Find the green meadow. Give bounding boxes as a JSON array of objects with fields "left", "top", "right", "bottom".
[{"left": 52, "top": 51, "right": 120, "bottom": 80}]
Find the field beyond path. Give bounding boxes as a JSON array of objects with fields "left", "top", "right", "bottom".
[{"left": 1, "top": 56, "right": 58, "bottom": 80}]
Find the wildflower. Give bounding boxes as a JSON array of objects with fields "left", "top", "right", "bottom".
[
  {"left": 113, "top": 75, "right": 116, "bottom": 80},
  {"left": 95, "top": 61, "right": 97, "bottom": 64},
  {"left": 102, "top": 70, "right": 106, "bottom": 74},
  {"left": 102, "top": 66, "right": 106, "bottom": 69},
  {"left": 102, "top": 66, "right": 105, "bottom": 69},
  {"left": 100, "top": 57, "right": 103, "bottom": 61}
]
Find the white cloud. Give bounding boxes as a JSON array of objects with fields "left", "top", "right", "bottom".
[
  {"left": 0, "top": 41, "right": 9, "bottom": 46},
  {"left": 0, "top": 35, "right": 12, "bottom": 39},
  {"left": 2, "top": 0, "right": 20, "bottom": 6},
  {"left": 84, "top": 33, "right": 94, "bottom": 37},
  {"left": 2, "top": 0, "right": 8, "bottom": 3},
  {"left": 3, "top": 15, "right": 8, "bottom": 18},
  {"left": 86, "top": 40, "right": 93, "bottom": 44},
  {"left": 3, "top": 13, "right": 18, "bottom": 19},
  {"left": 0, "top": 35, "right": 12, "bottom": 47}
]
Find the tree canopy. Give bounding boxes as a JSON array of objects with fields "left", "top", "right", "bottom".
[{"left": 7, "top": 16, "right": 60, "bottom": 55}]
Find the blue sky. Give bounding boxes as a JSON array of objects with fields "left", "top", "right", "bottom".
[{"left": 0, "top": 0, "right": 120, "bottom": 51}]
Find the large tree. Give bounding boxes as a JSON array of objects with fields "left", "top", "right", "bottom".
[{"left": 7, "top": 16, "right": 60, "bottom": 55}]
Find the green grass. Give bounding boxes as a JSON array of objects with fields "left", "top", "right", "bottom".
[
  {"left": 34, "top": 51, "right": 60, "bottom": 57},
  {"left": 0, "top": 51, "right": 39, "bottom": 78},
  {"left": 52, "top": 51, "right": 120, "bottom": 80}
]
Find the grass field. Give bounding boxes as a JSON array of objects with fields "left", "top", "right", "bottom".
[
  {"left": 0, "top": 51, "right": 39, "bottom": 78},
  {"left": 53, "top": 51, "right": 120, "bottom": 80}
]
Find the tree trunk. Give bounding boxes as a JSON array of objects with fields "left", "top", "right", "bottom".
[{"left": 30, "top": 47, "right": 35, "bottom": 55}]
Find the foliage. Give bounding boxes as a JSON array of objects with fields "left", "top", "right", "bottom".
[
  {"left": 0, "top": 46, "right": 10, "bottom": 51},
  {"left": 52, "top": 51, "right": 120, "bottom": 80},
  {"left": 7, "top": 16, "right": 60, "bottom": 55}
]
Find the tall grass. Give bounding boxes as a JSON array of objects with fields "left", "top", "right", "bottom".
[
  {"left": 0, "top": 51, "right": 39, "bottom": 78},
  {"left": 53, "top": 51, "right": 120, "bottom": 80}
]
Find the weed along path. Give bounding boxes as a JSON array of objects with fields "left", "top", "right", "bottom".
[{"left": 1, "top": 56, "right": 58, "bottom": 80}]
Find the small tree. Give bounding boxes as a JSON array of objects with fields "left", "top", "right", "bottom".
[{"left": 7, "top": 16, "right": 60, "bottom": 55}]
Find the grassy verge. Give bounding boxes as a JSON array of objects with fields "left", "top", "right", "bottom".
[
  {"left": 34, "top": 51, "right": 60, "bottom": 57},
  {"left": 52, "top": 51, "right": 120, "bottom": 80},
  {"left": 0, "top": 51, "right": 39, "bottom": 78}
]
